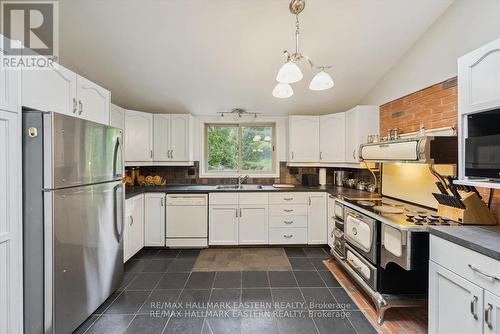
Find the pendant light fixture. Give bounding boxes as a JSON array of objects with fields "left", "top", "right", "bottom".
[{"left": 272, "top": 0, "right": 334, "bottom": 98}]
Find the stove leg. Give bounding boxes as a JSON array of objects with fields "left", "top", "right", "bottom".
[{"left": 373, "top": 293, "right": 388, "bottom": 325}]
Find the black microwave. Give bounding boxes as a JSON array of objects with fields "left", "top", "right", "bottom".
[{"left": 465, "top": 109, "right": 500, "bottom": 180}]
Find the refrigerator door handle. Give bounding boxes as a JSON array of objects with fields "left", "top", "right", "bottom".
[
  {"left": 113, "top": 184, "right": 123, "bottom": 241},
  {"left": 113, "top": 136, "right": 124, "bottom": 178}
]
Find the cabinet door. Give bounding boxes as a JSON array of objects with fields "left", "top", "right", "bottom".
[
  {"left": 458, "top": 38, "right": 500, "bottom": 115},
  {"left": 153, "top": 114, "right": 171, "bottom": 161},
  {"left": 429, "top": 261, "right": 483, "bottom": 334},
  {"left": 484, "top": 291, "right": 500, "bottom": 334},
  {"left": 0, "top": 110, "right": 22, "bottom": 334},
  {"left": 124, "top": 195, "right": 144, "bottom": 261},
  {"left": 209, "top": 206, "right": 238, "bottom": 245},
  {"left": 320, "top": 113, "right": 345, "bottom": 162},
  {"left": 144, "top": 193, "right": 165, "bottom": 247},
  {"left": 76, "top": 75, "right": 110, "bottom": 124},
  {"left": 289, "top": 116, "right": 320, "bottom": 162},
  {"left": 22, "top": 64, "right": 77, "bottom": 115},
  {"left": 125, "top": 110, "right": 153, "bottom": 162},
  {"left": 170, "top": 114, "right": 191, "bottom": 161},
  {"left": 307, "top": 193, "right": 327, "bottom": 244},
  {"left": 110, "top": 104, "right": 125, "bottom": 130},
  {"left": 344, "top": 109, "right": 358, "bottom": 163},
  {"left": 239, "top": 206, "right": 268, "bottom": 245}
]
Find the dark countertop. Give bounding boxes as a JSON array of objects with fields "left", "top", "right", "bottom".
[
  {"left": 428, "top": 225, "right": 500, "bottom": 261},
  {"left": 125, "top": 184, "right": 375, "bottom": 200}
]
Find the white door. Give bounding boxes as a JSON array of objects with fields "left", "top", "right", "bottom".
[
  {"left": 239, "top": 206, "right": 268, "bottom": 245},
  {"left": 429, "top": 261, "right": 483, "bottom": 334},
  {"left": 109, "top": 104, "right": 125, "bottom": 130},
  {"left": 289, "top": 116, "right": 320, "bottom": 162},
  {"left": 153, "top": 114, "right": 171, "bottom": 161},
  {"left": 209, "top": 206, "right": 238, "bottom": 245},
  {"left": 124, "top": 195, "right": 144, "bottom": 261},
  {"left": 76, "top": 75, "right": 110, "bottom": 124},
  {"left": 144, "top": 193, "right": 166, "bottom": 247},
  {"left": 125, "top": 110, "right": 153, "bottom": 162},
  {"left": 0, "top": 110, "right": 22, "bottom": 334},
  {"left": 458, "top": 38, "right": 500, "bottom": 115},
  {"left": 484, "top": 291, "right": 500, "bottom": 334},
  {"left": 0, "top": 51, "right": 19, "bottom": 111},
  {"left": 170, "top": 114, "right": 191, "bottom": 161},
  {"left": 344, "top": 109, "right": 358, "bottom": 163},
  {"left": 320, "top": 113, "right": 345, "bottom": 162},
  {"left": 22, "top": 64, "right": 77, "bottom": 115},
  {"left": 307, "top": 193, "right": 327, "bottom": 244}
]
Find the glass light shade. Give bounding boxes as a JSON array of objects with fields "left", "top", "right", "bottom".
[
  {"left": 272, "top": 83, "right": 294, "bottom": 99},
  {"left": 276, "top": 61, "right": 303, "bottom": 83},
  {"left": 309, "top": 71, "right": 334, "bottom": 91}
]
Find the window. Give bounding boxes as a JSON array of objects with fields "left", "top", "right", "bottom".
[{"left": 204, "top": 123, "right": 276, "bottom": 176}]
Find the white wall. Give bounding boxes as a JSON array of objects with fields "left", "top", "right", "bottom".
[{"left": 362, "top": 0, "right": 500, "bottom": 106}]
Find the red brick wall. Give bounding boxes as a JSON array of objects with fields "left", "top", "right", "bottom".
[
  {"left": 380, "top": 77, "right": 457, "bottom": 136},
  {"left": 379, "top": 77, "right": 500, "bottom": 217}
]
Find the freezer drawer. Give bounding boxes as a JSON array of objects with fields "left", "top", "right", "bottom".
[{"left": 50, "top": 181, "right": 124, "bottom": 334}]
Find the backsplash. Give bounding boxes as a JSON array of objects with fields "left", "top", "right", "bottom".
[{"left": 127, "top": 162, "right": 377, "bottom": 187}]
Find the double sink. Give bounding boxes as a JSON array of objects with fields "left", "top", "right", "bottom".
[{"left": 215, "top": 184, "right": 264, "bottom": 190}]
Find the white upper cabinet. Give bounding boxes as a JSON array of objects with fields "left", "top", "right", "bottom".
[
  {"left": 320, "top": 113, "right": 345, "bottom": 162},
  {"left": 153, "top": 114, "right": 192, "bottom": 162},
  {"left": 344, "top": 105, "right": 379, "bottom": 163},
  {"left": 76, "top": 75, "right": 110, "bottom": 124},
  {"left": 153, "top": 114, "right": 171, "bottom": 161},
  {"left": 22, "top": 64, "right": 77, "bottom": 115},
  {"left": 124, "top": 110, "right": 153, "bottom": 162},
  {"left": 458, "top": 38, "right": 500, "bottom": 115},
  {"left": 289, "top": 116, "right": 320, "bottom": 162},
  {"left": 22, "top": 63, "right": 111, "bottom": 124},
  {"left": 110, "top": 104, "right": 125, "bottom": 130}
]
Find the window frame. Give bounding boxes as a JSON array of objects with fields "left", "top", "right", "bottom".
[{"left": 201, "top": 122, "right": 278, "bottom": 178}]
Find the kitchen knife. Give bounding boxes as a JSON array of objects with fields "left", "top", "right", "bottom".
[
  {"left": 435, "top": 181, "right": 448, "bottom": 195},
  {"left": 446, "top": 176, "right": 462, "bottom": 200}
]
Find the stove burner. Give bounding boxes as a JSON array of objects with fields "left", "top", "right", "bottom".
[{"left": 357, "top": 200, "right": 376, "bottom": 207}]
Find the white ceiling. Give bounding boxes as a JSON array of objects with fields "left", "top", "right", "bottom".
[{"left": 59, "top": 0, "right": 453, "bottom": 115}]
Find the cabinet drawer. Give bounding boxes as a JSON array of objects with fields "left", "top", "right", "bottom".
[
  {"left": 269, "top": 228, "right": 307, "bottom": 244},
  {"left": 269, "top": 192, "right": 308, "bottom": 205},
  {"left": 209, "top": 193, "right": 238, "bottom": 205},
  {"left": 269, "top": 215, "right": 307, "bottom": 228},
  {"left": 269, "top": 205, "right": 307, "bottom": 216},
  {"left": 239, "top": 192, "right": 269, "bottom": 205},
  {"left": 431, "top": 235, "right": 500, "bottom": 296}
]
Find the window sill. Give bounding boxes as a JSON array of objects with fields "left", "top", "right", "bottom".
[{"left": 199, "top": 172, "right": 279, "bottom": 179}]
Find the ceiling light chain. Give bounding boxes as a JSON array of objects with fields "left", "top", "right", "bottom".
[
  {"left": 272, "top": 0, "right": 335, "bottom": 98},
  {"left": 217, "top": 108, "right": 260, "bottom": 119}
]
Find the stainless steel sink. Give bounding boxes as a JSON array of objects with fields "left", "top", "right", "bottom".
[{"left": 215, "top": 184, "right": 263, "bottom": 190}]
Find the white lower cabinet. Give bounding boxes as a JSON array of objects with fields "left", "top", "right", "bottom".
[
  {"left": 239, "top": 206, "right": 268, "bottom": 245},
  {"left": 209, "top": 206, "right": 239, "bottom": 245},
  {"left": 429, "top": 235, "right": 500, "bottom": 334},
  {"left": 308, "top": 193, "right": 327, "bottom": 244},
  {"left": 124, "top": 195, "right": 145, "bottom": 262},
  {"left": 144, "top": 193, "right": 166, "bottom": 247}
]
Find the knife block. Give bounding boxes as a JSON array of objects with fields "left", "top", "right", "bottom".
[{"left": 437, "top": 192, "right": 497, "bottom": 225}]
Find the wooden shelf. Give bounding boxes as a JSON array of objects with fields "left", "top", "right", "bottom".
[{"left": 454, "top": 179, "right": 500, "bottom": 190}]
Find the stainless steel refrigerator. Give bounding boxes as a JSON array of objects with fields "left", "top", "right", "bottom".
[{"left": 22, "top": 111, "right": 125, "bottom": 334}]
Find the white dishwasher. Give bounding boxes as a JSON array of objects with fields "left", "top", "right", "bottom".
[{"left": 166, "top": 194, "right": 208, "bottom": 248}]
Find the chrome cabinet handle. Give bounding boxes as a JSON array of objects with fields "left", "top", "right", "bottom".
[
  {"left": 161, "top": 198, "right": 164, "bottom": 206},
  {"left": 486, "top": 303, "right": 493, "bottom": 329},
  {"left": 468, "top": 264, "right": 500, "bottom": 281},
  {"left": 72, "top": 98, "right": 77, "bottom": 113},
  {"left": 308, "top": 197, "right": 311, "bottom": 206},
  {"left": 235, "top": 209, "right": 238, "bottom": 218},
  {"left": 284, "top": 221, "right": 293, "bottom": 225},
  {"left": 170, "top": 150, "right": 174, "bottom": 159},
  {"left": 129, "top": 216, "right": 134, "bottom": 226},
  {"left": 347, "top": 259, "right": 362, "bottom": 271},
  {"left": 284, "top": 197, "right": 293, "bottom": 201},
  {"left": 150, "top": 150, "right": 153, "bottom": 158},
  {"left": 352, "top": 149, "right": 356, "bottom": 160},
  {"left": 284, "top": 209, "right": 294, "bottom": 213},
  {"left": 291, "top": 151, "right": 294, "bottom": 160},
  {"left": 283, "top": 234, "right": 293, "bottom": 239},
  {"left": 320, "top": 151, "right": 323, "bottom": 160},
  {"left": 470, "top": 296, "right": 478, "bottom": 320},
  {"left": 78, "top": 100, "right": 83, "bottom": 115},
  {"left": 239, "top": 208, "right": 242, "bottom": 217}
]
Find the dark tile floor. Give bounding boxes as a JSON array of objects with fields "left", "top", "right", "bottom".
[{"left": 74, "top": 247, "right": 377, "bottom": 334}]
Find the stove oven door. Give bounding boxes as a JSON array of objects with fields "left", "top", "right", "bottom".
[
  {"left": 346, "top": 244, "right": 377, "bottom": 291},
  {"left": 344, "top": 208, "right": 377, "bottom": 263}
]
